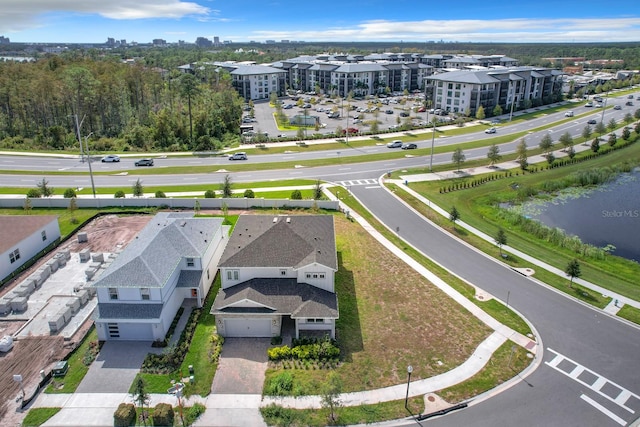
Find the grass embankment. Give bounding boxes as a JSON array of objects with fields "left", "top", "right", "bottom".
[
  {"left": 394, "top": 137, "right": 640, "bottom": 305},
  {"left": 21, "top": 407, "right": 62, "bottom": 426}
]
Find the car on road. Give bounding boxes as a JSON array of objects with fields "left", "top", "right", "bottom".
[
  {"left": 387, "top": 140, "right": 403, "bottom": 148},
  {"left": 229, "top": 152, "right": 248, "bottom": 161},
  {"left": 587, "top": 119, "right": 597, "bottom": 125},
  {"left": 595, "top": 103, "right": 603, "bottom": 108},
  {"left": 564, "top": 111, "right": 574, "bottom": 117},
  {"left": 613, "top": 105, "right": 622, "bottom": 110},
  {"left": 135, "top": 158, "right": 154, "bottom": 167},
  {"left": 626, "top": 101, "right": 634, "bottom": 106},
  {"left": 628, "top": 95, "right": 634, "bottom": 99},
  {"left": 585, "top": 102, "right": 593, "bottom": 107},
  {"left": 101, "top": 155, "right": 120, "bottom": 163},
  {"left": 401, "top": 143, "right": 417, "bottom": 150},
  {"left": 485, "top": 127, "right": 497, "bottom": 134}
]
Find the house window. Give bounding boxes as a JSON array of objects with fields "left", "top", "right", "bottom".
[
  {"left": 186, "top": 258, "right": 195, "bottom": 267},
  {"left": 227, "top": 270, "right": 239, "bottom": 281},
  {"left": 108, "top": 288, "right": 118, "bottom": 300},
  {"left": 307, "top": 318, "right": 324, "bottom": 323},
  {"left": 9, "top": 249, "right": 20, "bottom": 264},
  {"left": 319, "top": 273, "right": 325, "bottom": 279},
  {"left": 140, "top": 288, "right": 150, "bottom": 300},
  {"left": 41, "top": 230, "right": 47, "bottom": 241},
  {"left": 280, "top": 270, "right": 287, "bottom": 276}
]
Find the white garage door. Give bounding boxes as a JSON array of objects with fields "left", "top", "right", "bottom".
[{"left": 224, "top": 318, "right": 271, "bottom": 337}]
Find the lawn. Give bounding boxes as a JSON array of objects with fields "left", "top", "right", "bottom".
[
  {"left": 264, "top": 215, "right": 494, "bottom": 395},
  {"left": 45, "top": 327, "right": 99, "bottom": 393},
  {"left": 21, "top": 407, "right": 62, "bottom": 427}
]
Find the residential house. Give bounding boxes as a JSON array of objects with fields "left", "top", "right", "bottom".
[
  {"left": 0, "top": 215, "right": 60, "bottom": 283},
  {"left": 212, "top": 215, "right": 338, "bottom": 339},
  {"left": 92, "top": 212, "right": 229, "bottom": 341}
]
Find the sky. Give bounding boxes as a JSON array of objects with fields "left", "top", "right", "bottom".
[{"left": 1, "top": 0, "right": 640, "bottom": 44}]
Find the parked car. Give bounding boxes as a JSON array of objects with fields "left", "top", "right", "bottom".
[
  {"left": 417, "top": 107, "right": 426, "bottom": 112},
  {"left": 101, "top": 155, "right": 120, "bottom": 163},
  {"left": 283, "top": 104, "right": 293, "bottom": 109},
  {"left": 587, "top": 119, "right": 597, "bottom": 125},
  {"left": 399, "top": 112, "right": 410, "bottom": 117},
  {"left": 485, "top": 127, "right": 497, "bottom": 134},
  {"left": 490, "top": 119, "right": 502, "bottom": 125},
  {"left": 387, "top": 140, "right": 403, "bottom": 148},
  {"left": 341, "top": 128, "right": 359, "bottom": 135},
  {"left": 401, "top": 143, "right": 417, "bottom": 150},
  {"left": 134, "top": 158, "right": 154, "bottom": 167},
  {"left": 385, "top": 109, "right": 394, "bottom": 114},
  {"left": 229, "top": 152, "right": 248, "bottom": 161},
  {"left": 613, "top": 105, "right": 622, "bottom": 110},
  {"left": 388, "top": 124, "right": 399, "bottom": 130}
]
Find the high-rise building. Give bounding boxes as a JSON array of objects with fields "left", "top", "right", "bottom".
[
  {"left": 195, "top": 37, "right": 213, "bottom": 48},
  {"left": 213, "top": 36, "right": 220, "bottom": 46}
]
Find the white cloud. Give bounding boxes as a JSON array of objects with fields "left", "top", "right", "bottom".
[{"left": 0, "top": 0, "right": 210, "bottom": 33}]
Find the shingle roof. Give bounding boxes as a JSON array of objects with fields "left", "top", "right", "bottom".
[
  {"left": 0, "top": 215, "right": 58, "bottom": 253},
  {"left": 212, "top": 278, "right": 338, "bottom": 319},
  {"left": 219, "top": 215, "right": 337, "bottom": 271},
  {"left": 92, "top": 213, "right": 224, "bottom": 288}
]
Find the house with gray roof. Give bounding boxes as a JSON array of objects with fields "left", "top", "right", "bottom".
[
  {"left": 0, "top": 215, "right": 60, "bottom": 283},
  {"left": 212, "top": 214, "right": 338, "bottom": 339},
  {"left": 92, "top": 212, "right": 228, "bottom": 341}
]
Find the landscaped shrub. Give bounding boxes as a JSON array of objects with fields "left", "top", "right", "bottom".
[
  {"left": 155, "top": 190, "right": 166, "bottom": 198},
  {"left": 243, "top": 189, "right": 255, "bottom": 198},
  {"left": 290, "top": 190, "right": 302, "bottom": 200},
  {"left": 63, "top": 188, "right": 77, "bottom": 198},
  {"left": 114, "top": 190, "right": 125, "bottom": 198},
  {"left": 151, "top": 403, "right": 174, "bottom": 427},
  {"left": 264, "top": 372, "right": 294, "bottom": 396},
  {"left": 184, "top": 403, "right": 206, "bottom": 426},
  {"left": 204, "top": 190, "right": 216, "bottom": 198},
  {"left": 268, "top": 337, "right": 340, "bottom": 362},
  {"left": 113, "top": 402, "right": 136, "bottom": 427},
  {"left": 26, "top": 188, "right": 41, "bottom": 198},
  {"left": 209, "top": 333, "right": 224, "bottom": 363}
]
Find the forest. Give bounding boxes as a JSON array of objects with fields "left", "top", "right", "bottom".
[{"left": 0, "top": 42, "right": 638, "bottom": 153}]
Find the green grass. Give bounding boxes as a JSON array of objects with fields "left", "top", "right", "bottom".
[
  {"left": 618, "top": 305, "right": 640, "bottom": 324},
  {"left": 21, "top": 407, "right": 62, "bottom": 426},
  {"left": 45, "top": 327, "right": 99, "bottom": 393}
]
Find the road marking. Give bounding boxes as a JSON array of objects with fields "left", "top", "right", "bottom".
[
  {"left": 338, "top": 168, "right": 351, "bottom": 171},
  {"left": 580, "top": 394, "right": 626, "bottom": 426},
  {"left": 546, "top": 348, "right": 637, "bottom": 414}
]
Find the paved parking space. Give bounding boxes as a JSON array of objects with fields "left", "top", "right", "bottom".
[{"left": 211, "top": 338, "right": 271, "bottom": 395}]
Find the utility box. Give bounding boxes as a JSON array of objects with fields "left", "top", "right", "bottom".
[{"left": 52, "top": 360, "right": 69, "bottom": 377}]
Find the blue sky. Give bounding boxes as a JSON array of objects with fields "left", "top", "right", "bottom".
[{"left": 2, "top": 0, "right": 640, "bottom": 44}]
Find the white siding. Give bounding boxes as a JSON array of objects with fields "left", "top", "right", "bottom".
[{"left": 297, "top": 263, "right": 335, "bottom": 292}]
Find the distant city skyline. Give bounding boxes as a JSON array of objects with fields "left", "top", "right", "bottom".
[{"left": 1, "top": 0, "right": 639, "bottom": 44}]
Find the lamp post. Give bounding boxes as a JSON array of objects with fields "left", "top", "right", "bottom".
[
  {"left": 509, "top": 83, "right": 516, "bottom": 122},
  {"left": 83, "top": 132, "right": 97, "bottom": 198},
  {"left": 72, "top": 114, "right": 86, "bottom": 163},
  {"left": 405, "top": 365, "right": 413, "bottom": 412},
  {"left": 429, "top": 118, "right": 436, "bottom": 172},
  {"left": 600, "top": 90, "right": 609, "bottom": 125}
]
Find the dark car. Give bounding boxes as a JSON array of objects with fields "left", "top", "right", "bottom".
[
  {"left": 229, "top": 152, "right": 248, "bottom": 161},
  {"left": 626, "top": 101, "right": 634, "bottom": 106},
  {"left": 399, "top": 111, "right": 410, "bottom": 117},
  {"left": 385, "top": 109, "right": 394, "bottom": 114},
  {"left": 587, "top": 119, "right": 597, "bottom": 125},
  {"left": 134, "top": 158, "right": 154, "bottom": 167},
  {"left": 401, "top": 143, "right": 417, "bottom": 150}
]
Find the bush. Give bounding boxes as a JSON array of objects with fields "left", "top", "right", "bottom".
[
  {"left": 63, "top": 188, "right": 77, "bottom": 198},
  {"left": 152, "top": 403, "right": 174, "bottom": 427},
  {"left": 26, "top": 188, "right": 41, "bottom": 198},
  {"left": 155, "top": 190, "right": 166, "bottom": 198},
  {"left": 184, "top": 403, "right": 206, "bottom": 426},
  {"left": 204, "top": 190, "right": 216, "bottom": 198},
  {"left": 290, "top": 189, "right": 302, "bottom": 200},
  {"left": 114, "top": 403, "right": 136, "bottom": 427},
  {"left": 243, "top": 189, "right": 255, "bottom": 198},
  {"left": 264, "top": 371, "right": 294, "bottom": 396},
  {"left": 114, "top": 190, "right": 126, "bottom": 198}
]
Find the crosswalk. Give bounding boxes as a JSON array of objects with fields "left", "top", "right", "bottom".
[
  {"left": 546, "top": 348, "right": 640, "bottom": 425},
  {"left": 335, "top": 179, "right": 379, "bottom": 187}
]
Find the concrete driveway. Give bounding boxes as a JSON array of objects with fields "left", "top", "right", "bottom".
[
  {"left": 211, "top": 338, "right": 271, "bottom": 394},
  {"left": 75, "top": 341, "right": 158, "bottom": 393}
]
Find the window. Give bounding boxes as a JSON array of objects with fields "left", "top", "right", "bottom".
[
  {"left": 140, "top": 288, "right": 150, "bottom": 300},
  {"left": 41, "top": 230, "right": 47, "bottom": 241},
  {"left": 227, "top": 270, "right": 239, "bottom": 281},
  {"left": 186, "top": 258, "right": 195, "bottom": 267},
  {"left": 9, "top": 249, "right": 20, "bottom": 264},
  {"left": 108, "top": 288, "right": 118, "bottom": 300},
  {"left": 319, "top": 273, "right": 325, "bottom": 279},
  {"left": 280, "top": 270, "right": 287, "bottom": 276},
  {"left": 307, "top": 318, "right": 324, "bottom": 323}
]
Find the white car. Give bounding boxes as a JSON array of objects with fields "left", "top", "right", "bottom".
[
  {"left": 485, "top": 127, "right": 497, "bottom": 134},
  {"left": 387, "top": 140, "right": 403, "bottom": 148},
  {"left": 229, "top": 152, "right": 248, "bottom": 161},
  {"left": 101, "top": 155, "right": 120, "bottom": 163}
]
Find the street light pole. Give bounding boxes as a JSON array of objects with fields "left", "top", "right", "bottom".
[
  {"left": 429, "top": 118, "right": 436, "bottom": 171},
  {"left": 73, "top": 114, "right": 86, "bottom": 163},
  {"left": 405, "top": 365, "right": 413, "bottom": 412},
  {"left": 84, "top": 133, "right": 97, "bottom": 198}
]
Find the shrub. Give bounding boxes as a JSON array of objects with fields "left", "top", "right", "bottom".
[
  {"left": 204, "top": 189, "right": 216, "bottom": 198},
  {"left": 290, "top": 189, "right": 302, "bottom": 200},
  {"left": 114, "top": 403, "right": 136, "bottom": 427},
  {"left": 184, "top": 403, "right": 206, "bottom": 426},
  {"left": 63, "top": 188, "right": 77, "bottom": 198},
  {"left": 26, "top": 188, "right": 41, "bottom": 198},
  {"left": 114, "top": 190, "right": 126, "bottom": 198},
  {"left": 243, "top": 189, "right": 255, "bottom": 198},
  {"left": 152, "top": 403, "right": 174, "bottom": 427},
  {"left": 155, "top": 190, "right": 166, "bottom": 198},
  {"left": 264, "top": 372, "right": 294, "bottom": 396}
]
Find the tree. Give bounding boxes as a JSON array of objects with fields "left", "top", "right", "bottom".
[
  {"left": 23, "top": 196, "right": 32, "bottom": 213},
  {"left": 204, "top": 190, "right": 216, "bottom": 198},
  {"left": 595, "top": 121, "right": 606, "bottom": 136},
  {"left": 290, "top": 189, "right": 302, "bottom": 200},
  {"left": 243, "top": 189, "right": 255, "bottom": 198},
  {"left": 516, "top": 138, "right": 528, "bottom": 170},
  {"left": 607, "top": 118, "right": 617, "bottom": 132},
  {"left": 495, "top": 228, "right": 507, "bottom": 256},
  {"left": 539, "top": 133, "right": 553, "bottom": 154},
  {"left": 68, "top": 197, "right": 78, "bottom": 222},
  {"left": 221, "top": 174, "right": 233, "bottom": 198},
  {"left": 451, "top": 148, "right": 466, "bottom": 171},
  {"left": 565, "top": 259, "right": 582, "bottom": 288},
  {"left": 63, "top": 188, "right": 77, "bottom": 198},
  {"left": 591, "top": 137, "right": 600, "bottom": 153},
  {"left": 449, "top": 206, "right": 460, "bottom": 224},
  {"left": 132, "top": 377, "right": 150, "bottom": 426},
  {"left": 155, "top": 190, "right": 166, "bottom": 198},
  {"left": 624, "top": 112, "right": 634, "bottom": 124},
  {"left": 492, "top": 105, "right": 503, "bottom": 117},
  {"left": 486, "top": 144, "right": 501, "bottom": 166},
  {"left": 581, "top": 125, "right": 592, "bottom": 142},
  {"left": 194, "top": 199, "right": 200, "bottom": 215},
  {"left": 608, "top": 133, "right": 617, "bottom": 147},
  {"left": 545, "top": 152, "right": 556, "bottom": 165},
  {"left": 313, "top": 179, "right": 324, "bottom": 200},
  {"left": 635, "top": 108, "right": 640, "bottom": 120},
  {"left": 567, "top": 146, "right": 576, "bottom": 159},
  {"left": 622, "top": 127, "right": 631, "bottom": 140},
  {"left": 37, "top": 178, "right": 54, "bottom": 197},
  {"left": 320, "top": 372, "right": 343, "bottom": 425},
  {"left": 558, "top": 131, "right": 573, "bottom": 151},
  {"left": 475, "top": 105, "right": 486, "bottom": 120},
  {"left": 180, "top": 73, "right": 199, "bottom": 146},
  {"left": 132, "top": 179, "right": 144, "bottom": 197}
]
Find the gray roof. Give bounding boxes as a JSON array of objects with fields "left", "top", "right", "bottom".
[
  {"left": 0, "top": 215, "right": 58, "bottom": 254},
  {"left": 212, "top": 278, "right": 338, "bottom": 319},
  {"left": 430, "top": 67, "right": 555, "bottom": 85},
  {"left": 219, "top": 215, "right": 337, "bottom": 271},
  {"left": 93, "top": 213, "right": 224, "bottom": 288},
  {"left": 334, "top": 63, "right": 387, "bottom": 73},
  {"left": 96, "top": 302, "right": 163, "bottom": 320},
  {"left": 230, "top": 65, "right": 286, "bottom": 76}
]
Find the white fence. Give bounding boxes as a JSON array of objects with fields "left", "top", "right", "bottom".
[{"left": 0, "top": 197, "right": 339, "bottom": 210}]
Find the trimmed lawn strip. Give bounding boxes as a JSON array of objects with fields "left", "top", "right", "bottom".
[
  {"left": 45, "top": 327, "right": 99, "bottom": 394},
  {"left": 261, "top": 396, "right": 424, "bottom": 427},
  {"left": 617, "top": 305, "right": 640, "bottom": 324},
  {"left": 265, "top": 215, "right": 493, "bottom": 395},
  {"left": 21, "top": 407, "right": 62, "bottom": 427}
]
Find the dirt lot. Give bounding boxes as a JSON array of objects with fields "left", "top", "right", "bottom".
[{"left": 0, "top": 214, "right": 152, "bottom": 426}]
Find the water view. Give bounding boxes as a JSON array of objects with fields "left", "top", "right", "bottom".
[{"left": 520, "top": 170, "right": 640, "bottom": 262}]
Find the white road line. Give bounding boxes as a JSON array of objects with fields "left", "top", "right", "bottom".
[
  {"left": 569, "top": 365, "right": 584, "bottom": 379},
  {"left": 364, "top": 185, "right": 381, "bottom": 189},
  {"left": 338, "top": 168, "right": 351, "bottom": 171},
  {"left": 592, "top": 377, "right": 607, "bottom": 391},
  {"left": 580, "top": 394, "right": 626, "bottom": 426}
]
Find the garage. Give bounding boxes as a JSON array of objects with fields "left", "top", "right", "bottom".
[
  {"left": 224, "top": 318, "right": 271, "bottom": 337},
  {"left": 102, "top": 322, "right": 153, "bottom": 341}
]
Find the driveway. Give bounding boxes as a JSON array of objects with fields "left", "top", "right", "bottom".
[
  {"left": 75, "top": 341, "right": 158, "bottom": 393},
  {"left": 211, "top": 338, "right": 271, "bottom": 394}
]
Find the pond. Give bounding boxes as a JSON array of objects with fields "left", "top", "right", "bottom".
[{"left": 519, "top": 170, "right": 640, "bottom": 262}]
